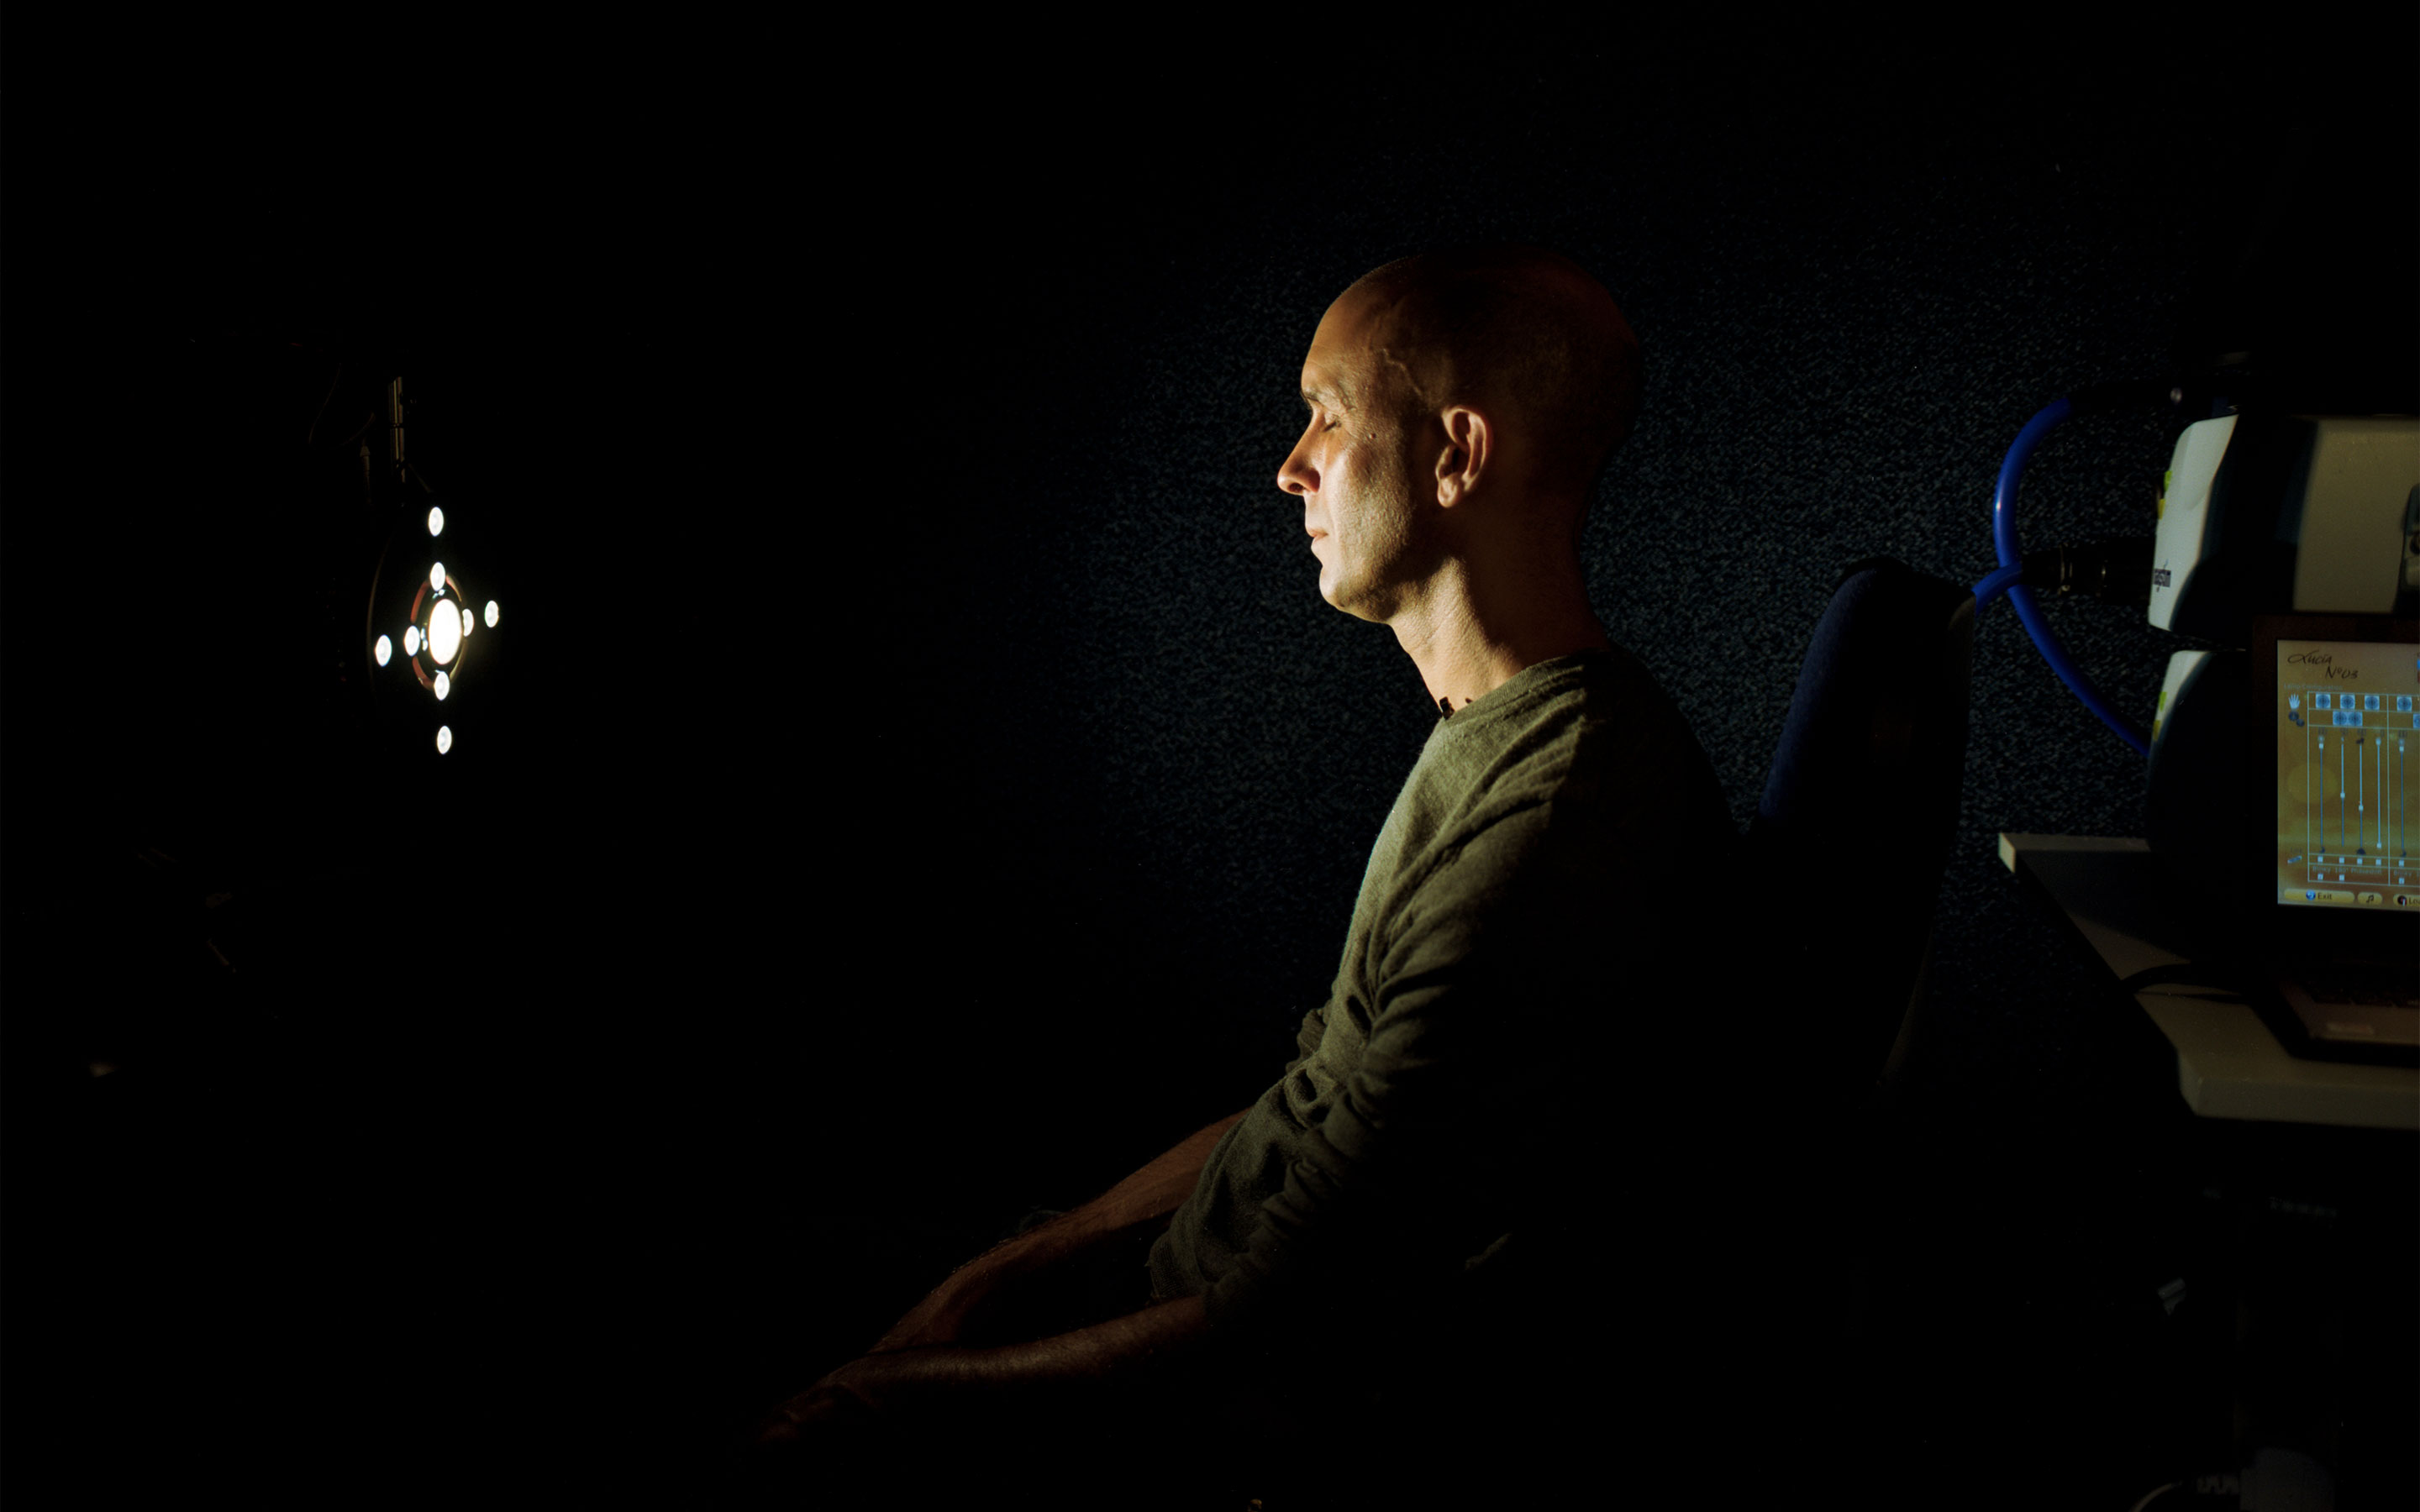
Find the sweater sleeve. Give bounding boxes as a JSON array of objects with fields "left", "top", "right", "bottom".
[
  {"left": 1281, "top": 1005, "right": 1327, "bottom": 1077},
  {"left": 1202, "top": 795, "right": 1619, "bottom": 1346}
]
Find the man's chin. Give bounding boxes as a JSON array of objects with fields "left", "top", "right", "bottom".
[
  {"left": 1321, "top": 589, "right": 1386, "bottom": 625},
  {"left": 1317, "top": 568, "right": 1387, "bottom": 622}
]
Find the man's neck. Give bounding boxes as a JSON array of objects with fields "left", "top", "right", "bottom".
[{"left": 1390, "top": 558, "right": 1609, "bottom": 717}]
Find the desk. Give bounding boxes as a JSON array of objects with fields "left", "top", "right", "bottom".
[
  {"left": 1997, "top": 833, "right": 2418, "bottom": 1131},
  {"left": 1994, "top": 833, "right": 2417, "bottom": 1500}
]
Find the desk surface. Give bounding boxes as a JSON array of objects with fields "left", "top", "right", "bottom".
[{"left": 2000, "top": 834, "right": 2418, "bottom": 1132}]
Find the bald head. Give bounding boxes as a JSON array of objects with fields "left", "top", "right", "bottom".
[{"left": 1338, "top": 244, "right": 1642, "bottom": 528}]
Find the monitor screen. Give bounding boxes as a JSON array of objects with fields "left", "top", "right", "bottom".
[{"left": 2271, "top": 636, "right": 2418, "bottom": 911}]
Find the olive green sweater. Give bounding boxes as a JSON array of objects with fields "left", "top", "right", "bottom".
[{"left": 1144, "top": 643, "right": 1739, "bottom": 1378}]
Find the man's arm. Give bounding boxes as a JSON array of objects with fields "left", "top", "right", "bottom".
[
  {"left": 750, "top": 1292, "right": 1218, "bottom": 1473},
  {"left": 843, "top": 1293, "right": 1212, "bottom": 1416},
  {"left": 865, "top": 1106, "right": 1249, "bottom": 1354}
]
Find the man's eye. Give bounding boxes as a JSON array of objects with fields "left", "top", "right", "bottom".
[{"left": 1323, "top": 417, "right": 1340, "bottom": 431}]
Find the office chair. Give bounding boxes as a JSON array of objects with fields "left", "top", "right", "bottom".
[
  {"left": 1746, "top": 554, "right": 1977, "bottom": 1126},
  {"left": 1733, "top": 555, "right": 1976, "bottom": 1347}
]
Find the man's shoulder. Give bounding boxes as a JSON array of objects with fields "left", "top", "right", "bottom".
[
  {"left": 1421, "top": 648, "right": 1736, "bottom": 877},
  {"left": 1460, "top": 647, "right": 1721, "bottom": 801}
]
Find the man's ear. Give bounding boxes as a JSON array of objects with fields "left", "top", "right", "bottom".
[{"left": 1434, "top": 405, "right": 1488, "bottom": 508}]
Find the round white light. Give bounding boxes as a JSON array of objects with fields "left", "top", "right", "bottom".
[
  {"left": 429, "top": 562, "right": 446, "bottom": 594},
  {"left": 427, "top": 598, "right": 461, "bottom": 665},
  {"left": 434, "top": 669, "right": 451, "bottom": 701},
  {"left": 375, "top": 634, "right": 392, "bottom": 667},
  {"left": 436, "top": 726, "right": 452, "bottom": 754},
  {"left": 403, "top": 623, "right": 421, "bottom": 657},
  {"left": 460, "top": 603, "right": 475, "bottom": 639},
  {"left": 428, "top": 506, "right": 445, "bottom": 538},
  {"left": 484, "top": 600, "right": 500, "bottom": 628}
]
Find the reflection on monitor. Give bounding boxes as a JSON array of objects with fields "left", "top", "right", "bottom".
[{"left": 2274, "top": 638, "right": 2418, "bottom": 911}]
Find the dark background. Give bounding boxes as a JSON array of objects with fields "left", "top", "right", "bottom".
[{"left": 4, "top": 14, "right": 2415, "bottom": 1509}]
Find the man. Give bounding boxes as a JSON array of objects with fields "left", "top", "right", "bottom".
[{"left": 736, "top": 245, "right": 1754, "bottom": 1507}]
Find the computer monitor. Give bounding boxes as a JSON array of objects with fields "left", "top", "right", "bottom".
[{"left": 2244, "top": 613, "right": 2420, "bottom": 1060}]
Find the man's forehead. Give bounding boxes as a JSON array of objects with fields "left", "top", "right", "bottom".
[
  {"left": 1304, "top": 283, "right": 1395, "bottom": 396},
  {"left": 1300, "top": 328, "right": 1359, "bottom": 405},
  {"left": 1299, "top": 284, "right": 1390, "bottom": 407}
]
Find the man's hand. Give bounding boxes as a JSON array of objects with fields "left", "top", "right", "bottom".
[
  {"left": 724, "top": 1359, "right": 931, "bottom": 1506},
  {"left": 751, "top": 1353, "right": 910, "bottom": 1441},
  {"left": 739, "top": 1352, "right": 927, "bottom": 1483},
  {"left": 747, "top": 1296, "right": 1214, "bottom": 1461}
]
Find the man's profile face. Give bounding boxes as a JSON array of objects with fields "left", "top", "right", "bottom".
[{"left": 1276, "top": 290, "right": 1434, "bottom": 624}]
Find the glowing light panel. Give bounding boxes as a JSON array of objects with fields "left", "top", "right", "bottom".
[
  {"left": 460, "top": 604, "right": 475, "bottom": 639},
  {"left": 404, "top": 624, "right": 421, "bottom": 657},
  {"left": 485, "top": 600, "right": 500, "bottom": 628},
  {"left": 434, "top": 669, "right": 451, "bottom": 701},
  {"left": 428, "top": 599, "right": 460, "bottom": 664},
  {"left": 375, "top": 634, "right": 392, "bottom": 667},
  {"left": 428, "top": 507, "right": 445, "bottom": 537},
  {"left": 437, "top": 726, "right": 452, "bottom": 754},
  {"left": 429, "top": 562, "right": 446, "bottom": 594}
]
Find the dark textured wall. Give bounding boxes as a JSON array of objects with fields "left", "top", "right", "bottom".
[
  {"left": 5, "top": 14, "right": 2414, "bottom": 1505},
  {"left": 709, "top": 19, "right": 2409, "bottom": 1202}
]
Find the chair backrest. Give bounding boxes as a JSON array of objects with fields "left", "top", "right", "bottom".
[{"left": 1743, "top": 556, "right": 1976, "bottom": 1120}]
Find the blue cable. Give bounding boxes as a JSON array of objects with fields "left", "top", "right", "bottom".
[{"left": 1968, "top": 396, "right": 2154, "bottom": 759}]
